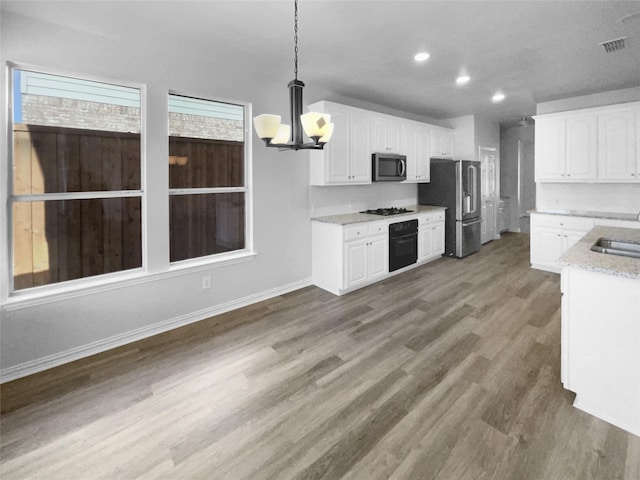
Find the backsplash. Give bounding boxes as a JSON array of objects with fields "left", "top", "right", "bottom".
[
  {"left": 309, "top": 183, "right": 418, "bottom": 218},
  {"left": 536, "top": 183, "right": 640, "bottom": 214}
]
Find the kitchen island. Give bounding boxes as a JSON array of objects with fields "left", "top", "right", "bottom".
[{"left": 560, "top": 226, "right": 640, "bottom": 436}]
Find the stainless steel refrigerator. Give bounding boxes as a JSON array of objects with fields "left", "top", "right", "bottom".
[{"left": 418, "top": 159, "right": 481, "bottom": 258}]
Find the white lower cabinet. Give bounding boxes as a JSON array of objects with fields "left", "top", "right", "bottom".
[
  {"left": 530, "top": 213, "right": 640, "bottom": 273},
  {"left": 312, "top": 210, "right": 445, "bottom": 296},
  {"left": 344, "top": 232, "right": 388, "bottom": 290},
  {"left": 530, "top": 214, "right": 595, "bottom": 273},
  {"left": 418, "top": 212, "right": 445, "bottom": 261}
]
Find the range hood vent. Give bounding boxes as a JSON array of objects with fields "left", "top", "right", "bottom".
[{"left": 599, "top": 37, "right": 627, "bottom": 53}]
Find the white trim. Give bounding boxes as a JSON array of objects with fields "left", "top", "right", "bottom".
[
  {"left": 0, "top": 277, "right": 311, "bottom": 383},
  {"left": 573, "top": 397, "right": 640, "bottom": 437},
  {"left": 168, "top": 187, "right": 246, "bottom": 196},
  {"left": 12, "top": 190, "right": 143, "bottom": 201},
  {"left": 4, "top": 61, "right": 146, "bottom": 302},
  {"left": 2, "top": 250, "right": 257, "bottom": 311}
]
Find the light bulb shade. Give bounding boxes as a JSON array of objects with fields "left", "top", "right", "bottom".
[
  {"left": 271, "top": 124, "right": 291, "bottom": 145},
  {"left": 319, "top": 122, "right": 334, "bottom": 144},
  {"left": 253, "top": 114, "right": 281, "bottom": 140},
  {"left": 300, "top": 112, "right": 331, "bottom": 139}
]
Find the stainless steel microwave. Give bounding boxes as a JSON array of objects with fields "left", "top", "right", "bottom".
[{"left": 372, "top": 153, "right": 407, "bottom": 182}]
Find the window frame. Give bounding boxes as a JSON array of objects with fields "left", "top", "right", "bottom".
[
  {"left": 167, "top": 91, "right": 253, "bottom": 268},
  {"left": 3, "top": 62, "right": 148, "bottom": 301}
]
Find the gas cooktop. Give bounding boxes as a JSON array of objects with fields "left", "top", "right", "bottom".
[{"left": 360, "top": 207, "right": 414, "bottom": 216}]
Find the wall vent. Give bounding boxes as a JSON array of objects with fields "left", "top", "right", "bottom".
[{"left": 599, "top": 37, "right": 627, "bottom": 53}]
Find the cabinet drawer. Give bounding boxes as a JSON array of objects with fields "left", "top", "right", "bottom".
[
  {"left": 532, "top": 214, "right": 594, "bottom": 231},
  {"left": 418, "top": 211, "right": 445, "bottom": 225},
  {"left": 344, "top": 224, "right": 369, "bottom": 241},
  {"left": 368, "top": 222, "right": 387, "bottom": 237}
]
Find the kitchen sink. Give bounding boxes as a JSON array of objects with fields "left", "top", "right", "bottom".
[{"left": 590, "top": 238, "right": 640, "bottom": 259}]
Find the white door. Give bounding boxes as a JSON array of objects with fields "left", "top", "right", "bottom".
[
  {"left": 368, "top": 236, "right": 388, "bottom": 280},
  {"left": 480, "top": 147, "right": 498, "bottom": 244},
  {"left": 344, "top": 240, "right": 368, "bottom": 289},
  {"left": 432, "top": 223, "right": 445, "bottom": 255},
  {"left": 350, "top": 112, "right": 371, "bottom": 183},
  {"left": 326, "top": 106, "right": 350, "bottom": 183},
  {"left": 418, "top": 225, "right": 432, "bottom": 261},
  {"left": 565, "top": 114, "right": 597, "bottom": 181},
  {"left": 416, "top": 125, "right": 431, "bottom": 181},
  {"left": 535, "top": 117, "right": 566, "bottom": 180},
  {"left": 597, "top": 110, "right": 637, "bottom": 181}
]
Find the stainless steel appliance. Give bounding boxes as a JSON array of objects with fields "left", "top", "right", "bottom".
[
  {"left": 360, "top": 207, "right": 413, "bottom": 216},
  {"left": 372, "top": 153, "right": 407, "bottom": 182},
  {"left": 389, "top": 219, "right": 418, "bottom": 271},
  {"left": 418, "top": 159, "right": 481, "bottom": 258}
]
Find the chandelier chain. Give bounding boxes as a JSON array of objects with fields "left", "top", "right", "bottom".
[{"left": 294, "top": 0, "right": 298, "bottom": 80}]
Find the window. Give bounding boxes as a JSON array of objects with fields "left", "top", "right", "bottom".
[
  {"left": 9, "top": 67, "right": 143, "bottom": 292},
  {"left": 168, "top": 94, "right": 248, "bottom": 263}
]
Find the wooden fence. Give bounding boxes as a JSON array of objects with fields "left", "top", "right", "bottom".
[{"left": 12, "top": 124, "right": 244, "bottom": 290}]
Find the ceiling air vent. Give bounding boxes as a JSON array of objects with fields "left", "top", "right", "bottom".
[{"left": 599, "top": 37, "right": 627, "bottom": 53}]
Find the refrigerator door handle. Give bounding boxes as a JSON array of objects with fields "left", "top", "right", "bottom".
[{"left": 462, "top": 218, "right": 482, "bottom": 227}]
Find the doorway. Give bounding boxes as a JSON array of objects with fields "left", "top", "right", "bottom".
[{"left": 479, "top": 147, "right": 498, "bottom": 244}]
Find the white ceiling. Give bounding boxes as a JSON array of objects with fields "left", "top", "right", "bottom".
[{"left": 3, "top": 0, "right": 640, "bottom": 125}]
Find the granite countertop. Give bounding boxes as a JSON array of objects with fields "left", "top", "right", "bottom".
[
  {"left": 311, "top": 205, "right": 446, "bottom": 226},
  {"left": 560, "top": 226, "right": 640, "bottom": 279},
  {"left": 529, "top": 208, "right": 640, "bottom": 222}
]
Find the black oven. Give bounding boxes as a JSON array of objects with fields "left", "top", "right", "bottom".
[{"left": 389, "top": 219, "right": 418, "bottom": 272}]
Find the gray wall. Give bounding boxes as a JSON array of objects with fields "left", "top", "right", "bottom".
[
  {"left": 0, "top": 9, "right": 422, "bottom": 377},
  {"left": 0, "top": 11, "right": 314, "bottom": 375}
]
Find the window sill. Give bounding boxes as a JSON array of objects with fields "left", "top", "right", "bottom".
[{"left": 1, "top": 250, "right": 257, "bottom": 312}]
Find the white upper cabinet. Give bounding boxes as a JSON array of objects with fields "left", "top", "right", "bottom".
[
  {"left": 309, "top": 102, "right": 371, "bottom": 185},
  {"left": 535, "top": 117, "right": 566, "bottom": 180},
  {"left": 403, "top": 123, "right": 431, "bottom": 183},
  {"left": 565, "top": 114, "right": 597, "bottom": 180},
  {"left": 597, "top": 108, "right": 637, "bottom": 181},
  {"left": 535, "top": 101, "right": 640, "bottom": 183},
  {"left": 309, "top": 101, "right": 453, "bottom": 186},
  {"left": 370, "top": 115, "right": 404, "bottom": 154},
  {"left": 430, "top": 127, "right": 455, "bottom": 158}
]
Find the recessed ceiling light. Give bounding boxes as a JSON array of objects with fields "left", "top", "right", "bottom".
[
  {"left": 456, "top": 75, "right": 470, "bottom": 85},
  {"left": 492, "top": 92, "right": 506, "bottom": 103},
  {"left": 414, "top": 52, "right": 430, "bottom": 62}
]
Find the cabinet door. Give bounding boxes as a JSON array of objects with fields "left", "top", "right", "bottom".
[
  {"left": 531, "top": 227, "right": 563, "bottom": 266},
  {"left": 562, "top": 229, "right": 589, "bottom": 254},
  {"left": 432, "top": 223, "right": 445, "bottom": 255},
  {"left": 368, "top": 235, "right": 388, "bottom": 280},
  {"left": 441, "top": 130, "right": 455, "bottom": 158},
  {"left": 344, "top": 240, "right": 368, "bottom": 288},
  {"left": 370, "top": 116, "right": 387, "bottom": 153},
  {"left": 325, "top": 106, "right": 351, "bottom": 183},
  {"left": 418, "top": 225, "right": 432, "bottom": 261},
  {"left": 403, "top": 122, "right": 418, "bottom": 181},
  {"left": 386, "top": 119, "right": 403, "bottom": 154},
  {"left": 566, "top": 115, "right": 597, "bottom": 181},
  {"left": 416, "top": 126, "right": 431, "bottom": 181},
  {"left": 430, "top": 128, "right": 444, "bottom": 157},
  {"left": 598, "top": 110, "right": 637, "bottom": 181},
  {"left": 535, "top": 117, "right": 566, "bottom": 180},
  {"left": 350, "top": 112, "right": 371, "bottom": 183}
]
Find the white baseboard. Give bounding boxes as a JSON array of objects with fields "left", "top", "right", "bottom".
[
  {"left": 0, "top": 278, "right": 312, "bottom": 383},
  {"left": 573, "top": 397, "right": 640, "bottom": 437}
]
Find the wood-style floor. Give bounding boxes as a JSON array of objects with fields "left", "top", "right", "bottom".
[{"left": 1, "top": 233, "right": 638, "bottom": 479}]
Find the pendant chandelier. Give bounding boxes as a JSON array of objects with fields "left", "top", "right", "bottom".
[{"left": 253, "top": 0, "right": 334, "bottom": 150}]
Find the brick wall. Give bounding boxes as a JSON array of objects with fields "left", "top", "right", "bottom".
[{"left": 21, "top": 94, "right": 243, "bottom": 141}]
